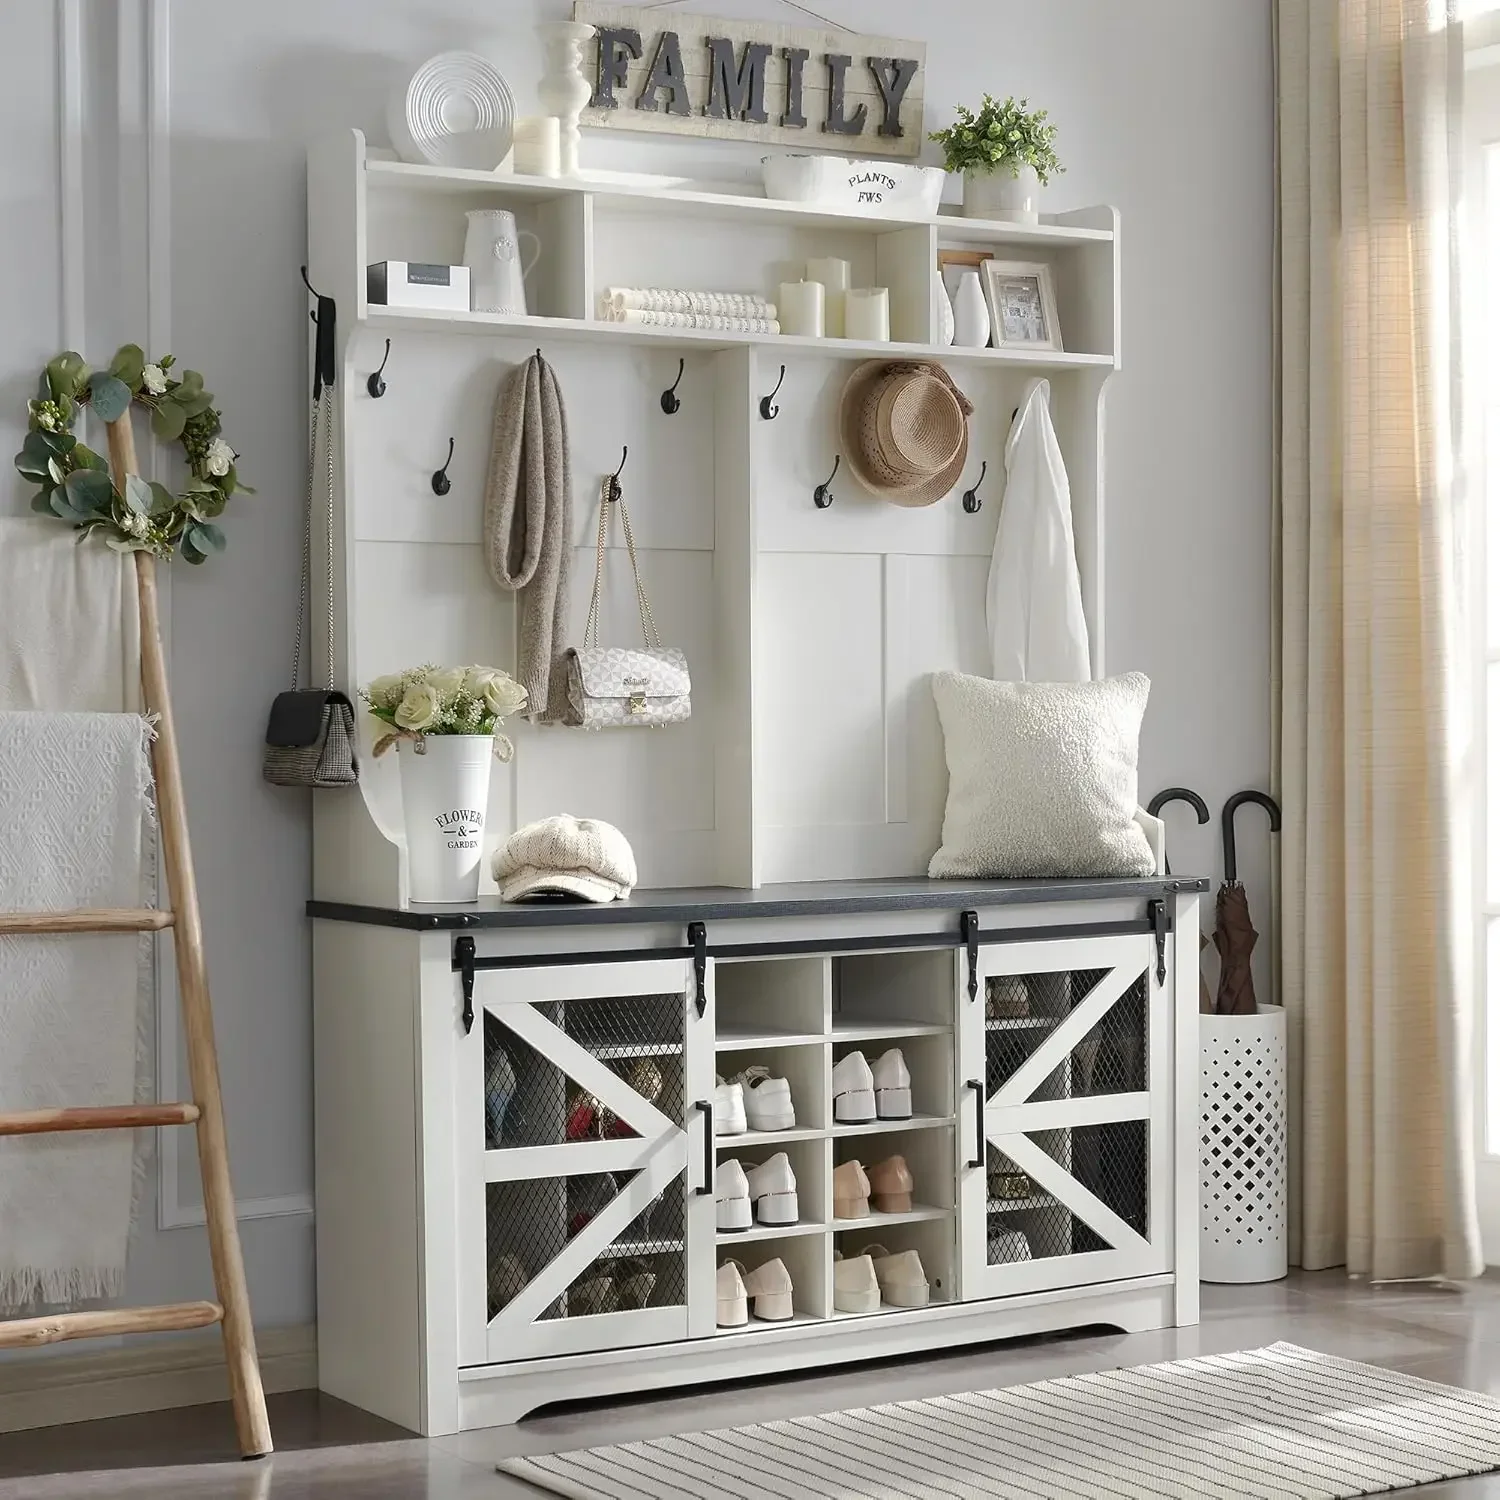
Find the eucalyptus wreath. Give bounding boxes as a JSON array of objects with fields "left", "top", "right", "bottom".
[{"left": 13, "top": 343, "right": 250, "bottom": 562}]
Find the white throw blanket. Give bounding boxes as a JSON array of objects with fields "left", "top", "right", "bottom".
[
  {"left": 0, "top": 519, "right": 153, "bottom": 1308},
  {"left": 0, "top": 712, "right": 154, "bottom": 1306},
  {"left": 0, "top": 518, "right": 141, "bottom": 712}
]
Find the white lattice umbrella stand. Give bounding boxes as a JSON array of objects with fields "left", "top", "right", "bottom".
[{"left": 1200, "top": 1005, "right": 1288, "bottom": 1282}]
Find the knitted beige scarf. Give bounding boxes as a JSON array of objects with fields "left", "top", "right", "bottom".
[{"left": 482, "top": 353, "right": 574, "bottom": 723}]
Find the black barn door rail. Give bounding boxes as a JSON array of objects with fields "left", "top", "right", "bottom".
[{"left": 451, "top": 902, "right": 1175, "bottom": 1032}]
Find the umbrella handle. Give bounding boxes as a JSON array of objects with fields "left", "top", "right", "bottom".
[
  {"left": 1145, "top": 788, "right": 1210, "bottom": 877},
  {"left": 1222, "top": 790, "right": 1281, "bottom": 883}
]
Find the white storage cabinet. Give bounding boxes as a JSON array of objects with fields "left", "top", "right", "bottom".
[{"left": 311, "top": 879, "right": 1203, "bottom": 1434}]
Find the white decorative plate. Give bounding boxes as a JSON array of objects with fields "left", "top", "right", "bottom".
[{"left": 388, "top": 52, "right": 516, "bottom": 171}]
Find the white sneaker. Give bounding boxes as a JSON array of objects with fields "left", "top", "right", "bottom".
[
  {"left": 832, "top": 1251, "right": 881, "bottom": 1313},
  {"left": 733, "top": 1066, "right": 796, "bottom": 1131},
  {"left": 742, "top": 1256, "right": 795, "bottom": 1321},
  {"left": 716, "top": 1159, "right": 751, "bottom": 1232},
  {"left": 714, "top": 1076, "right": 747, "bottom": 1136},
  {"left": 716, "top": 1260, "right": 748, "bottom": 1326},
  {"left": 989, "top": 1228, "right": 1033, "bottom": 1263},
  {"left": 744, "top": 1151, "right": 798, "bottom": 1224},
  {"left": 832, "top": 1050, "right": 876, "bottom": 1122},
  {"left": 871, "top": 1048, "right": 912, "bottom": 1119},
  {"left": 866, "top": 1244, "right": 929, "bottom": 1307}
]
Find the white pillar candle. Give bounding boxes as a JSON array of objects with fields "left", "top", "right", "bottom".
[
  {"left": 779, "top": 280, "right": 825, "bottom": 338},
  {"left": 844, "top": 287, "right": 891, "bottom": 343},
  {"left": 806, "top": 256, "right": 850, "bottom": 337},
  {"left": 513, "top": 116, "right": 561, "bottom": 178}
]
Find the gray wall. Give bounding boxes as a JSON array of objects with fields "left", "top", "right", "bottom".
[{"left": 0, "top": 0, "right": 1272, "bottom": 1330}]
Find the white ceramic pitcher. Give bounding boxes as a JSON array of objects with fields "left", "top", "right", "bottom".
[{"left": 463, "top": 209, "right": 541, "bottom": 315}]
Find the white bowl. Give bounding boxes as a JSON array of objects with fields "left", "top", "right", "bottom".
[
  {"left": 761, "top": 154, "right": 946, "bottom": 217},
  {"left": 388, "top": 52, "right": 516, "bottom": 171}
]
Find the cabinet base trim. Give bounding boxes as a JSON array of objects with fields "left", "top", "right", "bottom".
[{"left": 450, "top": 1277, "right": 1183, "bottom": 1431}]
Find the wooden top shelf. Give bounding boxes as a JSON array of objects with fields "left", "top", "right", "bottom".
[{"left": 364, "top": 157, "right": 1116, "bottom": 248}]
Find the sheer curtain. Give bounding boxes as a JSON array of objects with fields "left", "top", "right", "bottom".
[{"left": 1277, "top": 0, "right": 1483, "bottom": 1279}]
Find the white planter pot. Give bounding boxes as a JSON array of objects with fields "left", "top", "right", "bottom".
[
  {"left": 1200, "top": 1004, "right": 1288, "bottom": 1283},
  {"left": 964, "top": 163, "right": 1042, "bottom": 223},
  {"left": 398, "top": 734, "right": 494, "bottom": 904}
]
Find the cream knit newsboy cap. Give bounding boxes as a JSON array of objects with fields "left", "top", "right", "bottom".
[{"left": 492, "top": 815, "right": 637, "bottom": 903}]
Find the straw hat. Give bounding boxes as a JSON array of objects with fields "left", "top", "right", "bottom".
[{"left": 839, "top": 361, "right": 974, "bottom": 507}]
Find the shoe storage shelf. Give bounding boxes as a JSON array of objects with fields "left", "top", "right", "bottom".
[{"left": 309, "top": 875, "right": 1205, "bottom": 1434}]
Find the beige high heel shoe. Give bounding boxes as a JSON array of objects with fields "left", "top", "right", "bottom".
[
  {"left": 833, "top": 1158, "right": 870, "bottom": 1218},
  {"left": 868, "top": 1154, "right": 913, "bottom": 1214}
]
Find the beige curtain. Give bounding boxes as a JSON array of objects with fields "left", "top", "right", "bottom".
[{"left": 1277, "top": 0, "right": 1481, "bottom": 1280}]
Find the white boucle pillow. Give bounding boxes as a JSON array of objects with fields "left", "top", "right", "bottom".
[{"left": 928, "top": 671, "right": 1156, "bottom": 879}]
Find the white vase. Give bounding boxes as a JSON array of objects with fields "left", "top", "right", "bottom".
[
  {"left": 964, "top": 162, "right": 1042, "bottom": 224},
  {"left": 463, "top": 209, "right": 541, "bottom": 315},
  {"left": 538, "top": 21, "right": 595, "bottom": 177},
  {"left": 951, "top": 269, "right": 990, "bottom": 348},
  {"left": 398, "top": 734, "right": 494, "bottom": 904},
  {"left": 934, "top": 268, "right": 955, "bottom": 347}
]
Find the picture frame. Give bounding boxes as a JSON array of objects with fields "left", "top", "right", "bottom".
[{"left": 982, "top": 260, "right": 1063, "bottom": 352}]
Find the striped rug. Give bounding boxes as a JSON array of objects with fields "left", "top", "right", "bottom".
[{"left": 500, "top": 1343, "right": 1500, "bottom": 1498}]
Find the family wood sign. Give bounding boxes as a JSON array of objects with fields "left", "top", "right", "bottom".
[{"left": 572, "top": 4, "right": 926, "bottom": 159}]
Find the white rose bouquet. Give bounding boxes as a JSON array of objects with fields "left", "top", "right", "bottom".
[{"left": 362, "top": 663, "right": 528, "bottom": 760}]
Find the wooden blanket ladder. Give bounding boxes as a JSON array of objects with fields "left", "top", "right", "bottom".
[{"left": 0, "top": 413, "right": 271, "bottom": 1458}]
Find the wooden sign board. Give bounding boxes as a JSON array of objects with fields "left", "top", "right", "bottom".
[{"left": 573, "top": 3, "right": 926, "bottom": 160}]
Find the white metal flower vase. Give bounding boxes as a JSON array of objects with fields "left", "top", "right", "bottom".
[{"left": 398, "top": 734, "right": 495, "bottom": 903}]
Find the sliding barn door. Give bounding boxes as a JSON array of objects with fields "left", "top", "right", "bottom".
[
  {"left": 456, "top": 958, "right": 716, "bottom": 1364},
  {"left": 958, "top": 933, "right": 1172, "bottom": 1300}
]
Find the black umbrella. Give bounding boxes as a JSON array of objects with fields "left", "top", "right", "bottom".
[
  {"left": 1214, "top": 792, "right": 1281, "bottom": 1017},
  {"left": 1148, "top": 788, "right": 1216, "bottom": 1014}
]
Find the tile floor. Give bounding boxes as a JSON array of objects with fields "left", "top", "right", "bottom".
[{"left": 2, "top": 1270, "right": 1499, "bottom": 1498}]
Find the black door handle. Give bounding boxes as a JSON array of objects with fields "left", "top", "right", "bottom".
[
  {"left": 966, "top": 1079, "right": 986, "bottom": 1169},
  {"left": 695, "top": 1099, "right": 714, "bottom": 1196}
]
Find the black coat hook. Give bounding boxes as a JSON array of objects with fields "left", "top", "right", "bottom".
[
  {"left": 1147, "top": 787, "right": 1211, "bottom": 876},
  {"left": 961, "top": 460, "right": 988, "bottom": 514},
  {"left": 660, "top": 358, "right": 685, "bottom": 415},
  {"left": 813, "top": 454, "right": 840, "bottom": 509},
  {"left": 431, "top": 437, "right": 455, "bottom": 495},
  {"left": 1222, "top": 790, "right": 1281, "bottom": 884},
  {"left": 759, "top": 365, "right": 786, "bottom": 421},
  {"left": 366, "top": 339, "right": 391, "bottom": 399},
  {"left": 301, "top": 265, "right": 336, "bottom": 399},
  {"left": 606, "top": 446, "right": 628, "bottom": 503}
]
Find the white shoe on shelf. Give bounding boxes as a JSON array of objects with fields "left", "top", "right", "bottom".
[
  {"left": 865, "top": 1244, "right": 929, "bottom": 1307},
  {"left": 832, "top": 1050, "right": 876, "bottom": 1122},
  {"left": 733, "top": 1066, "right": 796, "bottom": 1131},
  {"left": 716, "top": 1159, "right": 751, "bottom": 1232},
  {"left": 871, "top": 1048, "right": 912, "bottom": 1119},
  {"left": 716, "top": 1260, "right": 748, "bottom": 1326},
  {"left": 832, "top": 1250, "right": 881, "bottom": 1313},
  {"left": 989, "top": 1228, "right": 1033, "bottom": 1263},
  {"left": 714, "top": 1075, "right": 747, "bottom": 1136},
  {"left": 745, "top": 1151, "right": 799, "bottom": 1224},
  {"left": 742, "top": 1256, "right": 795, "bottom": 1321}
]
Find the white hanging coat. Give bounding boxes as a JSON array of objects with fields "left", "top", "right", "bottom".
[{"left": 986, "top": 378, "right": 1092, "bottom": 682}]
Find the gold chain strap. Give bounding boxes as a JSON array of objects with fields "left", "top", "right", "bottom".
[{"left": 582, "top": 478, "right": 660, "bottom": 651}]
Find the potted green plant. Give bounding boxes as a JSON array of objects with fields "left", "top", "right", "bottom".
[{"left": 930, "top": 95, "right": 1063, "bottom": 224}]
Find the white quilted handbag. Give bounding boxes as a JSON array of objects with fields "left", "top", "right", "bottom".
[{"left": 565, "top": 484, "right": 691, "bottom": 730}]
